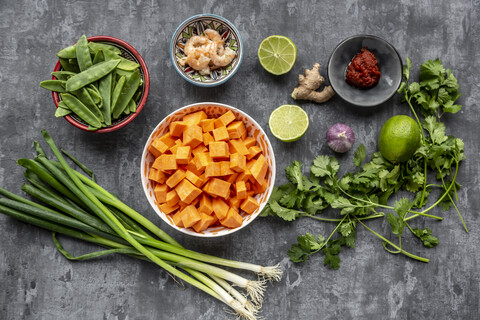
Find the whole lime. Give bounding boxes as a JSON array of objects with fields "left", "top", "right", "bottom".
[{"left": 378, "top": 115, "right": 421, "bottom": 163}]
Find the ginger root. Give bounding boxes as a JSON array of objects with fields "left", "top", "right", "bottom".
[{"left": 291, "top": 63, "right": 335, "bottom": 103}]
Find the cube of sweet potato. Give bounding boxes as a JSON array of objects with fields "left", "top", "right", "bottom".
[
  {"left": 159, "top": 132, "right": 176, "bottom": 148},
  {"left": 166, "top": 169, "right": 186, "bottom": 188},
  {"left": 220, "top": 207, "right": 243, "bottom": 228},
  {"left": 220, "top": 161, "right": 233, "bottom": 176},
  {"left": 209, "top": 141, "right": 229, "bottom": 159},
  {"left": 212, "top": 197, "right": 229, "bottom": 220},
  {"left": 154, "top": 184, "right": 169, "bottom": 203},
  {"left": 183, "top": 125, "right": 203, "bottom": 148},
  {"left": 230, "top": 153, "right": 246, "bottom": 173},
  {"left": 228, "top": 139, "right": 249, "bottom": 156},
  {"left": 166, "top": 189, "right": 180, "bottom": 207},
  {"left": 185, "top": 170, "right": 204, "bottom": 187},
  {"left": 172, "top": 209, "right": 185, "bottom": 227},
  {"left": 208, "top": 178, "right": 231, "bottom": 199},
  {"left": 159, "top": 202, "right": 179, "bottom": 214},
  {"left": 236, "top": 181, "right": 247, "bottom": 200},
  {"left": 192, "top": 213, "right": 215, "bottom": 232},
  {"left": 240, "top": 196, "right": 260, "bottom": 214},
  {"left": 183, "top": 110, "right": 208, "bottom": 126},
  {"left": 161, "top": 154, "right": 178, "bottom": 172},
  {"left": 246, "top": 146, "right": 262, "bottom": 160},
  {"left": 213, "top": 126, "right": 230, "bottom": 142},
  {"left": 226, "top": 173, "right": 239, "bottom": 184},
  {"left": 198, "top": 193, "right": 213, "bottom": 215},
  {"left": 227, "top": 121, "right": 247, "bottom": 140},
  {"left": 192, "top": 144, "right": 208, "bottom": 156},
  {"left": 175, "top": 179, "right": 202, "bottom": 204},
  {"left": 149, "top": 138, "right": 169, "bottom": 157},
  {"left": 201, "top": 119, "right": 215, "bottom": 132},
  {"left": 195, "top": 152, "right": 212, "bottom": 171},
  {"left": 228, "top": 196, "right": 241, "bottom": 210},
  {"left": 242, "top": 137, "right": 257, "bottom": 149},
  {"left": 214, "top": 110, "right": 236, "bottom": 128},
  {"left": 250, "top": 154, "right": 268, "bottom": 185},
  {"left": 148, "top": 168, "right": 166, "bottom": 184},
  {"left": 205, "top": 162, "right": 221, "bottom": 178},
  {"left": 181, "top": 205, "right": 202, "bottom": 228},
  {"left": 169, "top": 121, "right": 187, "bottom": 137},
  {"left": 175, "top": 146, "right": 191, "bottom": 165},
  {"left": 236, "top": 169, "right": 252, "bottom": 182},
  {"left": 202, "top": 132, "right": 215, "bottom": 146}
]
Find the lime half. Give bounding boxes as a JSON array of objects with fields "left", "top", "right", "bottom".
[
  {"left": 258, "top": 35, "right": 297, "bottom": 75},
  {"left": 269, "top": 105, "right": 309, "bottom": 142}
]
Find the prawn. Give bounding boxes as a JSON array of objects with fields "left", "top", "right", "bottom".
[
  {"left": 210, "top": 47, "right": 236, "bottom": 67},
  {"left": 184, "top": 36, "right": 208, "bottom": 56},
  {"left": 203, "top": 29, "right": 222, "bottom": 42},
  {"left": 186, "top": 49, "right": 211, "bottom": 75}
]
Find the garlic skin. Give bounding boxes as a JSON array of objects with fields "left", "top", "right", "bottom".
[{"left": 326, "top": 123, "right": 355, "bottom": 153}]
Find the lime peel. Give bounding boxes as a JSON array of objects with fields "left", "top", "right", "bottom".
[{"left": 269, "top": 105, "right": 309, "bottom": 142}]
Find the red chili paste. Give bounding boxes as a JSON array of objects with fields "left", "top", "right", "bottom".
[{"left": 345, "top": 47, "right": 381, "bottom": 89}]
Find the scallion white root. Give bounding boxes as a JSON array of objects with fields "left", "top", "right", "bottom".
[
  {"left": 211, "top": 275, "right": 258, "bottom": 315},
  {"left": 258, "top": 264, "right": 283, "bottom": 282},
  {"left": 245, "top": 279, "right": 267, "bottom": 305}
]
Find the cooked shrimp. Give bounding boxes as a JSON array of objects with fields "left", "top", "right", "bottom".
[
  {"left": 203, "top": 29, "right": 222, "bottom": 42},
  {"left": 186, "top": 49, "right": 211, "bottom": 75},
  {"left": 210, "top": 47, "right": 236, "bottom": 67},
  {"left": 184, "top": 36, "right": 208, "bottom": 56}
]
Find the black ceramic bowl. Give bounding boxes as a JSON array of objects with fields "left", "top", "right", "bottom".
[{"left": 327, "top": 35, "right": 403, "bottom": 107}]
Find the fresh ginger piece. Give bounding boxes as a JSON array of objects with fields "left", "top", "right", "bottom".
[
  {"left": 166, "top": 169, "right": 186, "bottom": 188},
  {"left": 214, "top": 110, "right": 236, "bottom": 128},
  {"left": 209, "top": 178, "right": 231, "bottom": 199},
  {"left": 209, "top": 141, "right": 229, "bottom": 159},
  {"left": 230, "top": 153, "right": 246, "bottom": 173},
  {"left": 220, "top": 207, "right": 243, "bottom": 228},
  {"left": 291, "top": 63, "right": 335, "bottom": 103},
  {"left": 205, "top": 162, "right": 221, "bottom": 178},
  {"left": 183, "top": 110, "right": 208, "bottom": 126},
  {"left": 148, "top": 168, "right": 166, "bottom": 184},
  {"left": 169, "top": 121, "right": 188, "bottom": 137},
  {"left": 212, "top": 126, "right": 230, "bottom": 142},
  {"left": 149, "top": 138, "right": 169, "bottom": 157},
  {"left": 175, "top": 179, "right": 202, "bottom": 204},
  {"left": 240, "top": 196, "right": 260, "bottom": 214},
  {"left": 242, "top": 137, "right": 257, "bottom": 149},
  {"left": 159, "top": 202, "right": 179, "bottom": 214},
  {"left": 160, "top": 154, "right": 178, "bottom": 172},
  {"left": 236, "top": 181, "right": 247, "bottom": 200},
  {"left": 227, "top": 121, "right": 247, "bottom": 140},
  {"left": 250, "top": 154, "right": 268, "bottom": 185},
  {"left": 228, "top": 139, "right": 250, "bottom": 156},
  {"left": 166, "top": 190, "right": 180, "bottom": 207},
  {"left": 201, "top": 119, "right": 215, "bottom": 132},
  {"left": 159, "top": 132, "right": 176, "bottom": 148},
  {"left": 183, "top": 125, "right": 203, "bottom": 148},
  {"left": 175, "top": 146, "right": 191, "bottom": 165},
  {"left": 202, "top": 132, "right": 215, "bottom": 146},
  {"left": 181, "top": 205, "right": 202, "bottom": 228},
  {"left": 154, "top": 184, "right": 169, "bottom": 203},
  {"left": 192, "top": 213, "right": 215, "bottom": 232},
  {"left": 198, "top": 193, "right": 213, "bottom": 215},
  {"left": 212, "top": 197, "right": 229, "bottom": 220}
]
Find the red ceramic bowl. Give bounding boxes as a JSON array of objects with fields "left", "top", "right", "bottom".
[{"left": 52, "top": 36, "right": 150, "bottom": 133}]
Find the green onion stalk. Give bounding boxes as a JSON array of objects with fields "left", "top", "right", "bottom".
[{"left": 0, "top": 130, "right": 283, "bottom": 320}]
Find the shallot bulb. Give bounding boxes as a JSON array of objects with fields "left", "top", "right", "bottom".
[{"left": 326, "top": 123, "right": 355, "bottom": 153}]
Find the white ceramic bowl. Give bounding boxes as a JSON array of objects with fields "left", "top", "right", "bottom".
[{"left": 140, "top": 102, "right": 276, "bottom": 237}]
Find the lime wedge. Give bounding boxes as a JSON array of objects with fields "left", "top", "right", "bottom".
[
  {"left": 258, "top": 35, "right": 297, "bottom": 75},
  {"left": 269, "top": 105, "right": 309, "bottom": 142}
]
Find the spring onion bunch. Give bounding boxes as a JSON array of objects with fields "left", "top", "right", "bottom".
[{"left": 0, "top": 130, "right": 282, "bottom": 320}]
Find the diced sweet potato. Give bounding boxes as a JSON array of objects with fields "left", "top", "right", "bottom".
[
  {"left": 214, "top": 110, "right": 236, "bottom": 128},
  {"left": 192, "top": 213, "right": 215, "bottom": 232},
  {"left": 183, "top": 110, "right": 207, "bottom": 126},
  {"left": 169, "top": 121, "right": 187, "bottom": 137},
  {"left": 195, "top": 152, "right": 212, "bottom": 171},
  {"left": 175, "top": 146, "right": 191, "bottom": 165},
  {"left": 183, "top": 125, "right": 203, "bottom": 148},
  {"left": 243, "top": 137, "right": 257, "bottom": 149},
  {"left": 202, "top": 132, "right": 214, "bottom": 146},
  {"left": 159, "top": 132, "right": 176, "bottom": 148},
  {"left": 236, "top": 169, "right": 252, "bottom": 182},
  {"left": 212, "top": 126, "right": 230, "bottom": 142},
  {"left": 159, "top": 202, "right": 179, "bottom": 214},
  {"left": 181, "top": 205, "right": 202, "bottom": 228},
  {"left": 220, "top": 207, "right": 243, "bottom": 228},
  {"left": 253, "top": 181, "right": 268, "bottom": 194},
  {"left": 154, "top": 184, "right": 169, "bottom": 203},
  {"left": 148, "top": 168, "right": 166, "bottom": 184},
  {"left": 185, "top": 170, "right": 204, "bottom": 187},
  {"left": 220, "top": 161, "right": 233, "bottom": 176},
  {"left": 227, "top": 121, "right": 247, "bottom": 140},
  {"left": 212, "top": 197, "right": 229, "bottom": 220},
  {"left": 198, "top": 193, "right": 213, "bottom": 215},
  {"left": 240, "top": 196, "right": 260, "bottom": 214},
  {"left": 226, "top": 173, "right": 239, "bottom": 184},
  {"left": 228, "top": 196, "right": 241, "bottom": 210},
  {"left": 149, "top": 138, "right": 169, "bottom": 157},
  {"left": 209, "top": 141, "right": 229, "bottom": 159},
  {"left": 247, "top": 146, "right": 262, "bottom": 160},
  {"left": 152, "top": 156, "right": 163, "bottom": 170},
  {"left": 185, "top": 162, "right": 203, "bottom": 176},
  {"left": 161, "top": 154, "right": 178, "bottom": 172},
  {"left": 228, "top": 139, "right": 250, "bottom": 156},
  {"left": 205, "top": 162, "right": 221, "bottom": 178},
  {"left": 172, "top": 209, "right": 185, "bottom": 227},
  {"left": 236, "top": 181, "right": 247, "bottom": 200},
  {"left": 166, "top": 190, "right": 180, "bottom": 207},
  {"left": 201, "top": 119, "right": 215, "bottom": 132},
  {"left": 166, "top": 169, "right": 186, "bottom": 188},
  {"left": 192, "top": 144, "right": 208, "bottom": 156},
  {"left": 209, "top": 178, "right": 231, "bottom": 199},
  {"left": 250, "top": 154, "right": 268, "bottom": 185},
  {"left": 175, "top": 179, "right": 202, "bottom": 204},
  {"left": 229, "top": 153, "right": 246, "bottom": 173}
]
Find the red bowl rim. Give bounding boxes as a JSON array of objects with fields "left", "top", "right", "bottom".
[{"left": 52, "top": 35, "right": 150, "bottom": 133}]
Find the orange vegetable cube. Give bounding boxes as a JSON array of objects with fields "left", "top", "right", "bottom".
[
  {"left": 148, "top": 168, "right": 166, "bottom": 184},
  {"left": 226, "top": 173, "right": 239, "bottom": 184},
  {"left": 159, "top": 132, "right": 176, "bottom": 148},
  {"left": 253, "top": 181, "right": 268, "bottom": 194},
  {"left": 247, "top": 190, "right": 255, "bottom": 197},
  {"left": 202, "top": 179, "right": 213, "bottom": 196},
  {"left": 152, "top": 156, "right": 163, "bottom": 170},
  {"left": 160, "top": 154, "right": 178, "bottom": 172},
  {"left": 183, "top": 111, "right": 208, "bottom": 126},
  {"left": 220, "top": 161, "right": 233, "bottom": 176},
  {"left": 212, "top": 198, "right": 229, "bottom": 220},
  {"left": 185, "top": 170, "right": 204, "bottom": 187},
  {"left": 212, "top": 126, "right": 230, "bottom": 142},
  {"left": 201, "top": 119, "right": 215, "bottom": 132},
  {"left": 220, "top": 207, "right": 243, "bottom": 228},
  {"left": 227, "top": 121, "right": 247, "bottom": 140},
  {"left": 250, "top": 154, "right": 268, "bottom": 185},
  {"left": 192, "top": 144, "right": 208, "bottom": 156},
  {"left": 205, "top": 162, "right": 221, "bottom": 178},
  {"left": 209, "top": 178, "right": 231, "bottom": 199},
  {"left": 209, "top": 141, "right": 229, "bottom": 159},
  {"left": 172, "top": 209, "right": 186, "bottom": 227},
  {"left": 236, "top": 181, "right": 247, "bottom": 200},
  {"left": 183, "top": 125, "right": 203, "bottom": 148},
  {"left": 240, "top": 196, "right": 260, "bottom": 214},
  {"left": 159, "top": 202, "right": 179, "bottom": 214},
  {"left": 228, "top": 139, "right": 249, "bottom": 156},
  {"left": 243, "top": 137, "right": 257, "bottom": 149},
  {"left": 247, "top": 146, "right": 262, "bottom": 160},
  {"left": 198, "top": 193, "right": 213, "bottom": 215},
  {"left": 202, "top": 132, "right": 215, "bottom": 146},
  {"left": 175, "top": 179, "right": 202, "bottom": 204},
  {"left": 195, "top": 152, "right": 212, "bottom": 171},
  {"left": 166, "top": 190, "right": 180, "bottom": 207},
  {"left": 166, "top": 169, "right": 186, "bottom": 188},
  {"left": 175, "top": 146, "right": 191, "bottom": 165},
  {"left": 228, "top": 196, "right": 241, "bottom": 210},
  {"left": 236, "top": 169, "right": 252, "bottom": 182},
  {"left": 185, "top": 161, "right": 203, "bottom": 176},
  {"left": 214, "top": 110, "right": 236, "bottom": 128},
  {"left": 192, "top": 213, "right": 215, "bottom": 232},
  {"left": 229, "top": 153, "right": 246, "bottom": 173},
  {"left": 149, "top": 138, "right": 169, "bottom": 157},
  {"left": 181, "top": 205, "right": 202, "bottom": 228},
  {"left": 154, "top": 184, "right": 169, "bottom": 203},
  {"left": 169, "top": 121, "right": 187, "bottom": 137}
]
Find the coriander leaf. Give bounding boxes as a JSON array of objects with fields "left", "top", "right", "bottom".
[
  {"left": 412, "top": 227, "right": 439, "bottom": 248},
  {"left": 323, "top": 241, "right": 342, "bottom": 270},
  {"left": 311, "top": 155, "right": 339, "bottom": 178},
  {"left": 353, "top": 144, "right": 366, "bottom": 167},
  {"left": 288, "top": 233, "right": 325, "bottom": 263},
  {"left": 394, "top": 198, "right": 412, "bottom": 220},
  {"left": 270, "top": 201, "right": 301, "bottom": 221},
  {"left": 443, "top": 100, "right": 462, "bottom": 114},
  {"left": 339, "top": 220, "right": 356, "bottom": 237},
  {"left": 386, "top": 212, "right": 404, "bottom": 235},
  {"left": 423, "top": 116, "right": 447, "bottom": 144},
  {"left": 408, "top": 82, "right": 420, "bottom": 95},
  {"left": 402, "top": 57, "right": 412, "bottom": 81},
  {"left": 287, "top": 244, "right": 306, "bottom": 263},
  {"left": 419, "top": 59, "right": 445, "bottom": 90},
  {"left": 304, "top": 195, "right": 326, "bottom": 215},
  {"left": 285, "top": 161, "right": 305, "bottom": 191},
  {"left": 444, "top": 69, "right": 459, "bottom": 90}
]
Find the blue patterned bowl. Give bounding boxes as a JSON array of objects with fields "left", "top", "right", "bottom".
[{"left": 170, "top": 14, "right": 243, "bottom": 87}]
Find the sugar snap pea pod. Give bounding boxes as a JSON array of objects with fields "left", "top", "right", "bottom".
[
  {"left": 55, "top": 107, "right": 72, "bottom": 117},
  {"left": 112, "top": 70, "right": 141, "bottom": 119},
  {"left": 60, "top": 93, "right": 102, "bottom": 128},
  {"left": 65, "top": 59, "right": 120, "bottom": 92},
  {"left": 58, "top": 101, "right": 69, "bottom": 110},
  {"left": 59, "top": 58, "right": 80, "bottom": 73},
  {"left": 128, "top": 98, "right": 137, "bottom": 113},
  {"left": 111, "top": 75, "right": 126, "bottom": 115},
  {"left": 52, "top": 71, "right": 77, "bottom": 81},
  {"left": 88, "top": 42, "right": 122, "bottom": 56},
  {"left": 40, "top": 80, "right": 67, "bottom": 92},
  {"left": 92, "top": 49, "right": 105, "bottom": 65},
  {"left": 98, "top": 73, "right": 112, "bottom": 126},
  {"left": 75, "top": 35, "right": 93, "bottom": 72},
  {"left": 57, "top": 44, "right": 77, "bottom": 59}
]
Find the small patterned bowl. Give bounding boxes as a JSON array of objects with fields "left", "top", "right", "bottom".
[
  {"left": 52, "top": 36, "right": 150, "bottom": 133},
  {"left": 140, "top": 102, "right": 276, "bottom": 237},
  {"left": 170, "top": 14, "right": 244, "bottom": 87}
]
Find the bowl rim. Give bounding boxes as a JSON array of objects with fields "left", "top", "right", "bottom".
[
  {"left": 169, "top": 13, "right": 244, "bottom": 87},
  {"left": 52, "top": 35, "right": 150, "bottom": 133},
  {"left": 140, "top": 102, "right": 276, "bottom": 237},
  {"left": 327, "top": 34, "right": 403, "bottom": 107}
]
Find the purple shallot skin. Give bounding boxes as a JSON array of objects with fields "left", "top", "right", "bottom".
[{"left": 326, "top": 123, "right": 355, "bottom": 153}]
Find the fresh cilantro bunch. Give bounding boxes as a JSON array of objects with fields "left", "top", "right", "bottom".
[{"left": 261, "top": 58, "right": 466, "bottom": 270}]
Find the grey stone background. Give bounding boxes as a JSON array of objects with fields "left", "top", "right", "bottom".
[{"left": 1, "top": 0, "right": 479, "bottom": 319}]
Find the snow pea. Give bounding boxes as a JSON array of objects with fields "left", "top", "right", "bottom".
[
  {"left": 87, "top": 85, "right": 102, "bottom": 105},
  {"left": 111, "top": 75, "right": 126, "bottom": 116},
  {"left": 112, "top": 70, "right": 141, "bottom": 119},
  {"left": 57, "top": 44, "right": 77, "bottom": 59},
  {"left": 65, "top": 59, "right": 120, "bottom": 92},
  {"left": 59, "top": 58, "right": 80, "bottom": 73},
  {"left": 72, "top": 88, "right": 104, "bottom": 122},
  {"left": 40, "top": 80, "right": 67, "bottom": 93},
  {"left": 57, "top": 101, "right": 69, "bottom": 110},
  {"left": 128, "top": 98, "right": 136, "bottom": 113},
  {"left": 92, "top": 49, "right": 105, "bottom": 65},
  {"left": 52, "top": 71, "right": 76, "bottom": 81},
  {"left": 88, "top": 42, "right": 122, "bottom": 56},
  {"left": 60, "top": 93, "right": 102, "bottom": 128},
  {"left": 76, "top": 35, "right": 93, "bottom": 72},
  {"left": 55, "top": 107, "right": 71, "bottom": 117},
  {"left": 103, "top": 50, "right": 139, "bottom": 71},
  {"left": 98, "top": 73, "right": 112, "bottom": 126}
]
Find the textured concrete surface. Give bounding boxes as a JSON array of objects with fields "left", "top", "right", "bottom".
[{"left": 1, "top": 1, "right": 479, "bottom": 319}]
